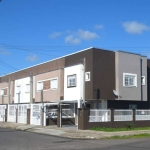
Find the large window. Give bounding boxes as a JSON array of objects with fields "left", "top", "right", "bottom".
[
  {"left": 67, "top": 74, "right": 76, "bottom": 88},
  {"left": 123, "top": 73, "right": 137, "bottom": 87},
  {"left": 37, "top": 78, "right": 58, "bottom": 91}
]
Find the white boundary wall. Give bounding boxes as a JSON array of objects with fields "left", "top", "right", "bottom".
[
  {"left": 136, "top": 110, "right": 150, "bottom": 120},
  {"left": 89, "top": 109, "right": 111, "bottom": 122},
  {"left": 114, "top": 110, "right": 132, "bottom": 121}
]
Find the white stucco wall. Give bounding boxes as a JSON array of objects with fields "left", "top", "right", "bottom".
[
  {"left": 14, "top": 77, "right": 33, "bottom": 103},
  {"left": 64, "top": 64, "right": 84, "bottom": 101}
]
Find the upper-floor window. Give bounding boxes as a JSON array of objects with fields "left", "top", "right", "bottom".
[
  {"left": 37, "top": 78, "right": 58, "bottom": 91},
  {"left": 16, "top": 86, "right": 21, "bottom": 94},
  {"left": 142, "top": 76, "right": 145, "bottom": 85},
  {"left": 37, "top": 81, "right": 43, "bottom": 91},
  {"left": 25, "top": 84, "right": 30, "bottom": 93},
  {"left": 123, "top": 73, "right": 137, "bottom": 87},
  {"left": 51, "top": 79, "right": 58, "bottom": 89},
  {"left": 67, "top": 74, "right": 76, "bottom": 88},
  {"left": 85, "top": 72, "right": 90, "bottom": 81},
  {"left": 0, "top": 88, "right": 7, "bottom": 96}
]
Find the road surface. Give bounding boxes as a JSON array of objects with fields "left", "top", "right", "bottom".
[{"left": 0, "top": 128, "right": 150, "bottom": 150}]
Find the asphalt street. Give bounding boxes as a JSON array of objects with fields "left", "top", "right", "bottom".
[{"left": 0, "top": 128, "right": 150, "bottom": 150}]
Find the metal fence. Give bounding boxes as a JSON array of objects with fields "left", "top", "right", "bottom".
[
  {"left": 62, "top": 109, "right": 75, "bottom": 118},
  {"left": 114, "top": 110, "right": 132, "bottom": 121},
  {"left": 136, "top": 110, "right": 150, "bottom": 120},
  {"left": 89, "top": 109, "right": 111, "bottom": 122},
  {"left": 46, "top": 109, "right": 57, "bottom": 118},
  {"left": 0, "top": 105, "right": 6, "bottom": 122},
  {"left": 18, "top": 104, "right": 30, "bottom": 124},
  {"left": 30, "top": 104, "right": 42, "bottom": 125}
]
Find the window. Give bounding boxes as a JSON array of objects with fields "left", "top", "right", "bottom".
[
  {"left": 37, "top": 79, "right": 58, "bottom": 91},
  {"left": 85, "top": 72, "right": 90, "bottom": 81},
  {"left": 51, "top": 79, "right": 58, "bottom": 89},
  {"left": 1, "top": 88, "right": 8, "bottom": 96},
  {"left": 123, "top": 73, "right": 137, "bottom": 87},
  {"left": 16, "top": 86, "right": 21, "bottom": 93},
  {"left": 37, "top": 82, "right": 43, "bottom": 91},
  {"left": 1, "top": 89, "right": 4, "bottom": 96},
  {"left": 142, "top": 76, "right": 145, "bottom": 85},
  {"left": 25, "top": 84, "right": 30, "bottom": 93},
  {"left": 67, "top": 75, "right": 76, "bottom": 88}
]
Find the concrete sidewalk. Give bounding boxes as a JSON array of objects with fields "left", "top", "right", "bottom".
[{"left": 1, "top": 122, "right": 150, "bottom": 139}]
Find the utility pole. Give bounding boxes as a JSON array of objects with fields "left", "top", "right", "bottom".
[
  {"left": 8, "top": 78, "right": 10, "bottom": 104},
  {"left": 30, "top": 73, "right": 33, "bottom": 104},
  {"left": 83, "top": 57, "right": 86, "bottom": 107},
  {"left": 41, "top": 90, "right": 44, "bottom": 126}
]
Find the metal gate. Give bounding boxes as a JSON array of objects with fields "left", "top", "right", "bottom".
[
  {"left": 18, "top": 104, "right": 30, "bottom": 124},
  {"left": 8, "top": 105, "right": 17, "bottom": 122},
  {"left": 0, "top": 105, "right": 6, "bottom": 122},
  {"left": 30, "top": 104, "right": 42, "bottom": 125}
]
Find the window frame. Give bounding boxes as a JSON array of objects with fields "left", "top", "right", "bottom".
[
  {"left": 85, "top": 72, "right": 90, "bottom": 81},
  {"left": 1, "top": 87, "right": 8, "bottom": 96},
  {"left": 67, "top": 74, "right": 77, "bottom": 88},
  {"left": 123, "top": 73, "right": 137, "bottom": 87},
  {"left": 37, "top": 81, "right": 44, "bottom": 91},
  {"left": 141, "top": 76, "right": 145, "bottom": 86},
  {"left": 50, "top": 78, "right": 58, "bottom": 90}
]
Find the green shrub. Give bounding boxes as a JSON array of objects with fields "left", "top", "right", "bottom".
[{"left": 126, "top": 123, "right": 134, "bottom": 129}]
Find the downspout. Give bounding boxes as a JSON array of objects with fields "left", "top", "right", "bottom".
[{"left": 140, "top": 58, "right": 143, "bottom": 101}]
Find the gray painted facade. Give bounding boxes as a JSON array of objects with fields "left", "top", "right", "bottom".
[{"left": 115, "top": 51, "right": 147, "bottom": 101}]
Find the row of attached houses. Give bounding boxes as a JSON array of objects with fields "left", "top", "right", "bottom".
[{"left": 0, "top": 47, "right": 150, "bottom": 116}]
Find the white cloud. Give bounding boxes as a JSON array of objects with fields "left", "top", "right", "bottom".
[
  {"left": 25, "top": 54, "right": 38, "bottom": 62},
  {"left": 77, "top": 29, "right": 99, "bottom": 40},
  {"left": 122, "top": 21, "right": 149, "bottom": 34},
  {"left": 94, "top": 24, "right": 104, "bottom": 29},
  {"left": 49, "top": 32, "right": 61, "bottom": 39},
  {"left": 65, "top": 29, "right": 99, "bottom": 44},
  {"left": 65, "top": 35, "right": 81, "bottom": 44},
  {"left": 0, "top": 47, "right": 11, "bottom": 55}
]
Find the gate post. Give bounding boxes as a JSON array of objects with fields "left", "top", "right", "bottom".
[
  {"left": 78, "top": 108, "right": 89, "bottom": 130},
  {"left": 132, "top": 109, "right": 135, "bottom": 122},
  {"left": 57, "top": 104, "right": 62, "bottom": 128},
  {"left": 42, "top": 111, "right": 44, "bottom": 126},
  {"left": 16, "top": 109, "right": 18, "bottom": 123},
  {"left": 27, "top": 109, "right": 31, "bottom": 124},
  {"left": 110, "top": 109, "right": 114, "bottom": 127},
  {"left": 5, "top": 109, "right": 7, "bottom": 122}
]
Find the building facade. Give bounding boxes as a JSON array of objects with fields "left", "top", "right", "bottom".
[{"left": 0, "top": 47, "right": 150, "bottom": 110}]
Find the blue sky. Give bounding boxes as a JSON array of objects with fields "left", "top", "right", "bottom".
[{"left": 0, "top": 0, "right": 150, "bottom": 75}]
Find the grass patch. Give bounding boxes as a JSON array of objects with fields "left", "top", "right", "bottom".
[
  {"left": 103, "top": 133, "right": 150, "bottom": 139},
  {"left": 90, "top": 126, "right": 150, "bottom": 132}
]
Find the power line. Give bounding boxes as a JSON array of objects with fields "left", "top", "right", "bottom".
[{"left": 0, "top": 58, "right": 30, "bottom": 75}]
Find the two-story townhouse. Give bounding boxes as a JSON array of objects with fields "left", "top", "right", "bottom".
[{"left": 0, "top": 47, "right": 150, "bottom": 112}]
